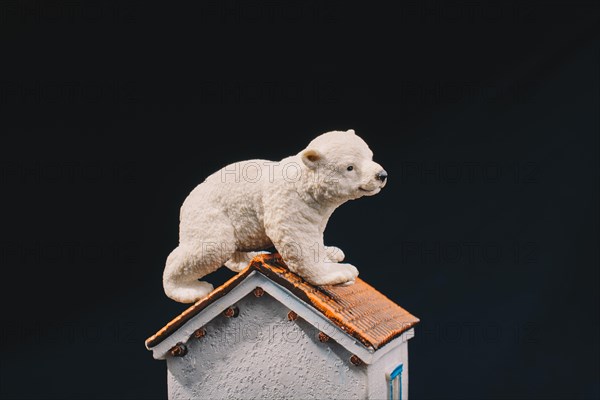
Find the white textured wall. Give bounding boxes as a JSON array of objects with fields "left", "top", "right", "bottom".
[
  {"left": 367, "top": 339, "right": 410, "bottom": 400},
  {"left": 166, "top": 292, "right": 368, "bottom": 399}
]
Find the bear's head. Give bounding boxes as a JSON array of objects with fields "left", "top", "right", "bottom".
[{"left": 298, "top": 129, "right": 387, "bottom": 204}]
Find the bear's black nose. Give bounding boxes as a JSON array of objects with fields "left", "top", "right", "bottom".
[{"left": 376, "top": 170, "right": 388, "bottom": 182}]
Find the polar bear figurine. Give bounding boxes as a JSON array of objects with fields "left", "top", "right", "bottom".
[{"left": 163, "top": 129, "right": 388, "bottom": 303}]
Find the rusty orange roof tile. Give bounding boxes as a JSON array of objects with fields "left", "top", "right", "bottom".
[{"left": 146, "top": 253, "right": 419, "bottom": 350}]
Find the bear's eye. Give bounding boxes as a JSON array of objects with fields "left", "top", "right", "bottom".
[{"left": 347, "top": 165, "right": 354, "bottom": 171}]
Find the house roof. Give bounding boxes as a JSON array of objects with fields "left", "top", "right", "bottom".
[{"left": 146, "top": 253, "right": 419, "bottom": 351}]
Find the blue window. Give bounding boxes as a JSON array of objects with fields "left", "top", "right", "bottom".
[{"left": 386, "top": 363, "right": 403, "bottom": 400}]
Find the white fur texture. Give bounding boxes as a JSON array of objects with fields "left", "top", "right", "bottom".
[{"left": 163, "top": 130, "right": 387, "bottom": 303}]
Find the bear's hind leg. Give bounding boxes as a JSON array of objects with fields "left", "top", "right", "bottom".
[
  {"left": 224, "top": 251, "right": 271, "bottom": 272},
  {"left": 163, "top": 242, "right": 234, "bottom": 303}
]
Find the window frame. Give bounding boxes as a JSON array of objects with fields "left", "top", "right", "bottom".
[{"left": 386, "top": 363, "right": 403, "bottom": 400}]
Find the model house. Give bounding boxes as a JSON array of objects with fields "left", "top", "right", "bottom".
[{"left": 146, "top": 253, "right": 419, "bottom": 399}]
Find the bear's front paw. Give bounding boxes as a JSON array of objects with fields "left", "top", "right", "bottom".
[
  {"left": 309, "top": 263, "right": 358, "bottom": 286},
  {"left": 324, "top": 246, "right": 345, "bottom": 263}
]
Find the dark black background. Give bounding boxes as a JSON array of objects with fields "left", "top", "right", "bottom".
[{"left": 1, "top": 1, "right": 598, "bottom": 399}]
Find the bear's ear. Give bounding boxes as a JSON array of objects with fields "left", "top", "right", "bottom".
[
  {"left": 347, "top": 129, "right": 355, "bottom": 135},
  {"left": 301, "top": 149, "right": 322, "bottom": 169}
]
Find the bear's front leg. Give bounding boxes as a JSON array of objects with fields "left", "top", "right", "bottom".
[
  {"left": 324, "top": 246, "right": 355, "bottom": 286},
  {"left": 269, "top": 229, "right": 357, "bottom": 286},
  {"left": 307, "top": 258, "right": 358, "bottom": 286},
  {"left": 324, "top": 246, "right": 345, "bottom": 263}
]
